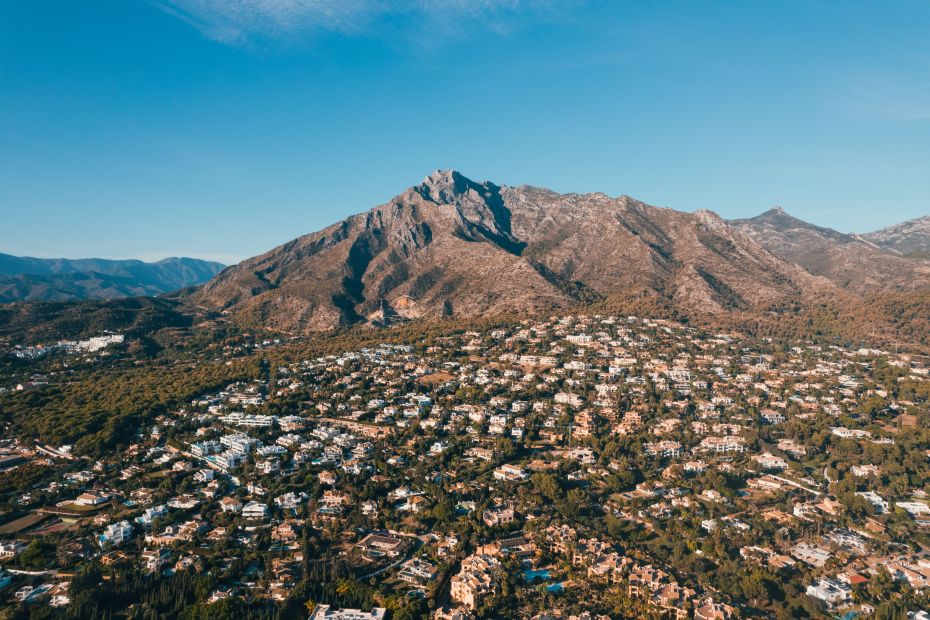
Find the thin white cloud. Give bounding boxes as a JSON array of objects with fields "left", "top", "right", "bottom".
[{"left": 152, "top": 0, "right": 540, "bottom": 47}]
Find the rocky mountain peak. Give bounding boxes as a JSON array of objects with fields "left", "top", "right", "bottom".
[
  {"left": 751, "top": 206, "right": 799, "bottom": 224},
  {"left": 694, "top": 208, "right": 727, "bottom": 229},
  {"left": 421, "top": 169, "right": 466, "bottom": 187},
  {"left": 413, "top": 169, "right": 489, "bottom": 204}
]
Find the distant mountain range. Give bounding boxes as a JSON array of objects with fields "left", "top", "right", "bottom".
[
  {"left": 5, "top": 171, "right": 928, "bottom": 349},
  {"left": 0, "top": 255, "right": 225, "bottom": 303},
  {"left": 192, "top": 170, "right": 930, "bottom": 347}
]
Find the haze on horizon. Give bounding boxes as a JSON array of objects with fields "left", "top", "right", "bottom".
[{"left": 1, "top": 1, "right": 929, "bottom": 264}]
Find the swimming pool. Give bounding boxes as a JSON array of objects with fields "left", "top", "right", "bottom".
[{"left": 523, "top": 569, "right": 551, "bottom": 582}]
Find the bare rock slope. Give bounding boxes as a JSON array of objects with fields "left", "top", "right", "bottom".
[{"left": 194, "top": 171, "right": 845, "bottom": 333}]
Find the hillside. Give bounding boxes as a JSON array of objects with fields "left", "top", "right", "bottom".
[
  {"left": 729, "top": 207, "right": 930, "bottom": 293},
  {"left": 863, "top": 215, "right": 930, "bottom": 257},
  {"left": 0, "top": 296, "right": 194, "bottom": 346}
]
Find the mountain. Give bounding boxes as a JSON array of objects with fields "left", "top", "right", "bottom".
[
  {"left": 194, "top": 170, "right": 842, "bottom": 333},
  {"left": 863, "top": 216, "right": 930, "bottom": 258},
  {"left": 0, "top": 255, "right": 225, "bottom": 303},
  {"left": 729, "top": 207, "right": 930, "bottom": 294}
]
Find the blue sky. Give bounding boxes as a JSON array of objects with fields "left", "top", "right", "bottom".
[{"left": 1, "top": 1, "right": 929, "bottom": 265}]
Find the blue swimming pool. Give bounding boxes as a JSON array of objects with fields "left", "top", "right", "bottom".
[{"left": 523, "top": 569, "right": 551, "bottom": 582}]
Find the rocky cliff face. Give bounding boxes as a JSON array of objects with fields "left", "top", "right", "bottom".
[
  {"left": 730, "top": 208, "right": 930, "bottom": 294},
  {"left": 193, "top": 170, "right": 844, "bottom": 333}
]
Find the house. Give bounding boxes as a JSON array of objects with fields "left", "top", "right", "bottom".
[
  {"left": 322, "top": 490, "right": 352, "bottom": 508},
  {"left": 135, "top": 504, "right": 168, "bottom": 528},
  {"left": 432, "top": 607, "right": 473, "bottom": 620},
  {"left": 398, "top": 558, "right": 439, "bottom": 585},
  {"left": 746, "top": 476, "right": 788, "bottom": 493},
  {"left": 75, "top": 492, "right": 109, "bottom": 506},
  {"left": 467, "top": 447, "right": 495, "bottom": 462},
  {"left": 450, "top": 554, "right": 501, "bottom": 610},
  {"left": 274, "top": 491, "right": 307, "bottom": 511},
  {"left": 167, "top": 495, "right": 200, "bottom": 510},
  {"left": 493, "top": 464, "right": 528, "bottom": 482},
  {"left": 683, "top": 460, "right": 707, "bottom": 473},
  {"left": 760, "top": 410, "right": 785, "bottom": 424},
  {"left": 98, "top": 520, "right": 134, "bottom": 547},
  {"left": 190, "top": 440, "right": 221, "bottom": 457},
  {"left": 207, "top": 527, "right": 229, "bottom": 542},
  {"left": 806, "top": 578, "right": 851, "bottom": 609},
  {"left": 739, "top": 546, "right": 796, "bottom": 572},
  {"left": 219, "top": 496, "right": 242, "bottom": 513},
  {"left": 257, "top": 458, "right": 280, "bottom": 475},
  {"left": 554, "top": 392, "right": 583, "bottom": 408},
  {"left": 402, "top": 495, "right": 430, "bottom": 514},
  {"left": 242, "top": 501, "right": 269, "bottom": 520},
  {"left": 145, "top": 520, "right": 206, "bottom": 546},
  {"left": 308, "top": 605, "right": 387, "bottom": 620},
  {"left": 483, "top": 506, "right": 515, "bottom": 527},
  {"left": 752, "top": 452, "right": 788, "bottom": 470},
  {"left": 272, "top": 521, "right": 299, "bottom": 544},
  {"left": 477, "top": 534, "right": 536, "bottom": 562},
  {"left": 884, "top": 559, "right": 930, "bottom": 590},
  {"left": 141, "top": 548, "right": 171, "bottom": 573},
  {"left": 699, "top": 436, "right": 745, "bottom": 453},
  {"left": 831, "top": 427, "right": 871, "bottom": 439},
  {"left": 357, "top": 533, "right": 407, "bottom": 558},
  {"left": 693, "top": 597, "right": 737, "bottom": 620},
  {"left": 791, "top": 543, "right": 831, "bottom": 567},
  {"left": 850, "top": 464, "right": 880, "bottom": 478},
  {"left": 0, "top": 540, "right": 26, "bottom": 559},
  {"left": 587, "top": 552, "right": 632, "bottom": 584},
  {"left": 644, "top": 441, "right": 682, "bottom": 458}
]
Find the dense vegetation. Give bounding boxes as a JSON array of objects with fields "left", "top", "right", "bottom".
[
  {"left": 0, "top": 298, "right": 193, "bottom": 347},
  {"left": 0, "top": 358, "right": 259, "bottom": 455}
]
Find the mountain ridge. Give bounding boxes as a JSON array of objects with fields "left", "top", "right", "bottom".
[
  {"left": 4, "top": 172, "right": 929, "bottom": 350},
  {"left": 0, "top": 254, "right": 225, "bottom": 303},
  {"left": 729, "top": 207, "right": 930, "bottom": 294},
  {"left": 192, "top": 170, "right": 847, "bottom": 334},
  {"left": 863, "top": 215, "right": 930, "bottom": 257}
]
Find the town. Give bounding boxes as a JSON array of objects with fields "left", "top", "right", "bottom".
[{"left": 0, "top": 314, "right": 928, "bottom": 619}]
